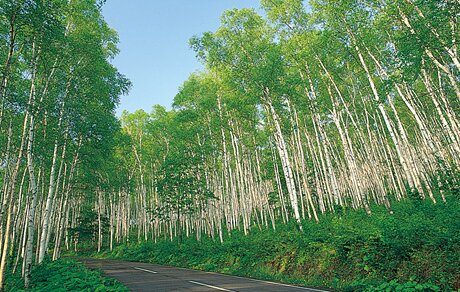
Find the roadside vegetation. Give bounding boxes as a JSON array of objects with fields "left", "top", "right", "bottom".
[
  {"left": 101, "top": 193, "right": 460, "bottom": 291},
  {"left": 4, "top": 258, "right": 128, "bottom": 291}
]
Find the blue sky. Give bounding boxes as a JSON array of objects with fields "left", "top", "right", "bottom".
[{"left": 102, "top": 1, "right": 261, "bottom": 116}]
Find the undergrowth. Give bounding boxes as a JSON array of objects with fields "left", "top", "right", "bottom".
[{"left": 101, "top": 194, "right": 460, "bottom": 291}]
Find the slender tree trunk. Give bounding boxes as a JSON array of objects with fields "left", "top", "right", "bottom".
[
  {"left": 263, "top": 89, "right": 302, "bottom": 231},
  {"left": 38, "top": 97, "right": 66, "bottom": 263},
  {"left": 24, "top": 126, "right": 37, "bottom": 286}
]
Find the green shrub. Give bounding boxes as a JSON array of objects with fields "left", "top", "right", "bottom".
[{"left": 368, "top": 279, "right": 441, "bottom": 292}]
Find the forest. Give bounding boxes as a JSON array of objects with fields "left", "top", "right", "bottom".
[{"left": 0, "top": 0, "right": 459, "bottom": 291}]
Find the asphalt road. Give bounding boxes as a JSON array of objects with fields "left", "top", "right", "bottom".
[{"left": 80, "top": 258, "right": 329, "bottom": 292}]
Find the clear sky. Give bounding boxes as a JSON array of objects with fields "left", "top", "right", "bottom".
[{"left": 102, "top": 0, "right": 261, "bottom": 116}]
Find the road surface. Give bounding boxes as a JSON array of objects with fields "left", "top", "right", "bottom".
[{"left": 80, "top": 258, "right": 329, "bottom": 292}]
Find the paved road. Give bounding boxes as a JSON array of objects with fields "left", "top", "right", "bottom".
[{"left": 80, "top": 258, "right": 329, "bottom": 292}]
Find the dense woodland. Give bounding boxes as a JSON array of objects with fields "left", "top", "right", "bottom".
[{"left": 0, "top": 0, "right": 459, "bottom": 290}]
